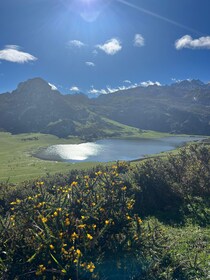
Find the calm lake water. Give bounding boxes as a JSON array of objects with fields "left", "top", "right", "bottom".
[{"left": 35, "top": 136, "right": 205, "bottom": 163}]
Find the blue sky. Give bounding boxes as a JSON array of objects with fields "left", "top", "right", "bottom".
[{"left": 1, "top": 0, "right": 210, "bottom": 94}]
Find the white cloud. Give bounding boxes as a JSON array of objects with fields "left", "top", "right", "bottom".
[
  {"left": 140, "top": 81, "right": 161, "bottom": 87},
  {"left": 0, "top": 45, "right": 37, "bottom": 64},
  {"left": 134, "top": 34, "right": 145, "bottom": 47},
  {"left": 68, "top": 40, "right": 86, "bottom": 48},
  {"left": 85, "top": 61, "right": 95, "bottom": 67},
  {"left": 88, "top": 87, "right": 108, "bottom": 95},
  {"left": 96, "top": 38, "right": 122, "bottom": 55},
  {"left": 88, "top": 83, "right": 139, "bottom": 95},
  {"left": 171, "top": 78, "right": 192, "bottom": 84},
  {"left": 175, "top": 35, "right": 210, "bottom": 50},
  {"left": 70, "top": 86, "right": 80, "bottom": 92},
  {"left": 106, "top": 86, "right": 120, "bottom": 93},
  {"left": 88, "top": 80, "right": 162, "bottom": 95},
  {"left": 123, "top": 80, "right": 131, "bottom": 84},
  {"left": 48, "top": 83, "right": 57, "bottom": 91},
  {"left": 171, "top": 78, "right": 184, "bottom": 83}
]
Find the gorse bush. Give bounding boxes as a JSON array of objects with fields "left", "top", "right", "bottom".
[
  {"left": 0, "top": 145, "right": 210, "bottom": 279},
  {"left": 1, "top": 162, "right": 143, "bottom": 279},
  {"left": 133, "top": 144, "right": 210, "bottom": 225}
]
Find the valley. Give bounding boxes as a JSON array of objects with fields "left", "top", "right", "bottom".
[
  {"left": 0, "top": 130, "right": 172, "bottom": 183},
  {"left": 0, "top": 78, "right": 210, "bottom": 279},
  {"left": 1, "top": 1, "right": 210, "bottom": 278}
]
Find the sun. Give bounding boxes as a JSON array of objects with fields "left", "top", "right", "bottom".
[
  {"left": 70, "top": 0, "right": 110, "bottom": 22},
  {"left": 80, "top": 0, "right": 98, "bottom": 5}
]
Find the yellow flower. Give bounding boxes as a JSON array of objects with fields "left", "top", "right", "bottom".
[
  {"left": 49, "top": 244, "right": 54, "bottom": 250},
  {"left": 71, "top": 232, "right": 79, "bottom": 239},
  {"left": 71, "top": 181, "right": 78, "bottom": 187},
  {"left": 95, "top": 171, "right": 102, "bottom": 176},
  {"left": 41, "top": 217, "right": 48, "bottom": 223},
  {"left": 121, "top": 186, "right": 127, "bottom": 191},
  {"left": 76, "top": 249, "right": 82, "bottom": 257},
  {"left": 61, "top": 247, "right": 68, "bottom": 254},
  {"left": 92, "top": 224, "right": 97, "bottom": 229},
  {"left": 53, "top": 211, "right": 58, "bottom": 217},
  {"left": 65, "top": 218, "right": 70, "bottom": 226},
  {"left": 78, "top": 224, "right": 86, "bottom": 229},
  {"left": 35, "top": 264, "right": 46, "bottom": 275},
  {"left": 112, "top": 165, "right": 117, "bottom": 169},
  {"left": 126, "top": 203, "right": 133, "bottom": 210},
  {"left": 80, "top": 262, "right": 86, "bottom": 267},
  {"left": 87, "top": 233, "right": 93, "bottom": 240},
  {"left": 10, "top": 201, "right": 17, "bottom": 205},
  {"left": 137, "top": 217, "right": 143, "bottom": 224},
  {"left": 105, "top": 220, "right": 110, "bottom": 225},
  {"left": 87, "top": 262, "right": 95, "bottom": 272},
  {"left": 57, "top": 208, "right": 62, "bottom": 212}
]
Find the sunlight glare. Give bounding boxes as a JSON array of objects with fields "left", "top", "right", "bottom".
[{"left": 70, "top": 0, "right": 110, "bottom": 22}]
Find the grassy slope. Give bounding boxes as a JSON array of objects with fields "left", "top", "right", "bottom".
[{"left": 101, "top": 117, "right": 172, "bottom": 138}]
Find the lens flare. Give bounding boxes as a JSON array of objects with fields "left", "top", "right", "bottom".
[{"left": 70, "top": 0, "right": 111, "bottom": 22}]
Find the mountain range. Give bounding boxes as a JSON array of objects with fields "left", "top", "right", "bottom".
[{"left": 0, "top": 77, "right": 210, "bottom": 138}]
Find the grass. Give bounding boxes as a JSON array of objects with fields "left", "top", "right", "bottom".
[
  {"left": 101, "top": 117, "right": 172, "bottom": 139},
  {"left": 0, "top": 131, "right": 208, "bottom": 184},
  {"left": 0, "top": 133, "right": 101, "bottom": 183},
  {"left": 0, "top": 130, "right": 173, "bottom": 184}
]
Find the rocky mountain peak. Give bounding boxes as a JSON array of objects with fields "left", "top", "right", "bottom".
[
  {"left": 172, "top": 79, "right": 205, "bottom": 90},
  {"left": 14, "top": 77, "right": 58, "bottom": 96}
]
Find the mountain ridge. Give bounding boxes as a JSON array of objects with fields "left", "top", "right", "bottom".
[{"left": 0, "top": 77, "right": 210, "bottom": 137}]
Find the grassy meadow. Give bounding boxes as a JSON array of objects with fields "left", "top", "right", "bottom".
[
  {"left": 0, "top": 133, "right": 99, "bottom": 183},
  {"left": 0, "top": 130, "right": 173, "bottom": 183}
]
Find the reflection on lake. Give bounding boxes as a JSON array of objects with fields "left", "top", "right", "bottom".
[{"left": 35, "top": 136, "right": 206, "bottom": 163}]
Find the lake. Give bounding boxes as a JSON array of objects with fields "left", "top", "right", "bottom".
[{"left": 35, "top": 136, "right": 206, "bottom": 163}]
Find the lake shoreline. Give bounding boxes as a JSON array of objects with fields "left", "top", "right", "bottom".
[{"left": 34, "top": 136, "right": 208, "bottom": 163}]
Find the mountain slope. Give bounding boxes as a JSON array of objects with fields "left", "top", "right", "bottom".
[
  {"left": 92, "top": 81, "right": 210, "bottom": 135},
  {"left": 0, "top": 78, "right": 143, "bottom": 139},
  {"left": 0, "top": 77, "right": 210, "bottom": 137}
]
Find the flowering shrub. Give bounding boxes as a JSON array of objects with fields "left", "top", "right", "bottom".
[{"left": 1, "top": 162, "right": 143, "bottom": 279}]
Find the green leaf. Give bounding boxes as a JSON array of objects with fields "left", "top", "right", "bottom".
[{"left": 27, "top": 252, "right": 37, "bottom": 263}]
